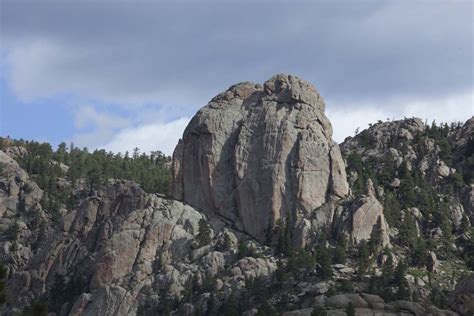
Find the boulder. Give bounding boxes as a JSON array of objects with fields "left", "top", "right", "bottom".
[
  {"left": 70, "top": 286, "right": 133, "bottom": 316},
  {"left": 326, "top": 294, "right": 369, "bottom": 309},
  {"left": 437, "top": 161, "right": 451, "bottom": 177},
  {"left": 350, "top": 179, "right": 390, "bottom": 247},
  {"left": 450, "top": 274, "right": 474, "bottom": 315},
  {"left": 386, "top": 300, "right": 424, "bottom": 316},
  {"left": 172, "top": 74, "right": 348, "bottom": 241},
  {"left": 427, "top": 251, "right": 439, "bottom": 274},
  {"left": 236, "top": 256, "right": 277, "bottom": 281},
  {"left": 201, "top": 251, "right": 225, "bottom": 277},
  {"left": 449, "top": 203, "right": 464, "bottom": 229},
  {"left": 4, "top": 146, "right": 28, "bottom": 159},
  {"left": 390, "top": 178, "right": 401, "bottom": 188},
  {"left": 360, "top": 293, "right": 385, "bottom": 309},
  {"left": 69, "top": 293, "right": 93, "bottom": 316},
  {"left": 282, "top": 308, "right": 314, "bottom": 316}
]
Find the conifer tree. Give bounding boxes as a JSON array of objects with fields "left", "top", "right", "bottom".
[
  {"left": 357, "top": 240, "right": 370, "bottom": 276},
  {"left": 197, "top": 218, "right": 212, "bottom": 247},
  {"left": 315, "top": 243, "right": 332, "bottom": 280}
]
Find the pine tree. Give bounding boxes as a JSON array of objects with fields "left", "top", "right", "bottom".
[
  {"left": 345, "top": 302, "right": 355, "bottom": 316},
  {"left": 333, "top": 234, "right": 347, "bottom": 264},
  {"left": 368, "top": 218, "right": 383, "bottom": 255},
  {"left": 396, "top": 279, "right": 411, "bottom": 300},
  {"left": 381, "top": 253, "right": 394, "bottom": 285},
  {"left": 0, "top": 262, "right": 7, "bottom": 305},
  {"left": 197, "top": 218, "right": 212, "bottom": 247},
  {"left": 460, "top": 214, "right": 470, "bottom": 234},
  {"left": 23, "top": 300, "right": 48, "bottom": 316},
  {"left": 357, "top": 240, "right": 370, "bottom": 277},
  {"left": 311, "top": 306, "right": 327, "bottom": 316},
  {"left": 220, "top": 293, "right": 239, "bottom": 316},
  {"left": 256, "top": 300, "right": 277, "bottom": 316},
  {"left": 393, "top": 261, "right": 407, "bottom": 287},
  {"left": 315, "top": 243, "right": 332, "bottom": 280},
  {"left": 399, "top": 214, "right": 418, "bottom": 247},
  {"left": 237, "top": 238, "right": 253, "bottom": 260},
  {"left": 219, "top": 232, "right": 232, "bottom": 252}
]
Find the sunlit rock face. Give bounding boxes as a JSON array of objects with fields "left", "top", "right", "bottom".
[{"left": 172, "top": 74, "right": 349, "bottom": 241}]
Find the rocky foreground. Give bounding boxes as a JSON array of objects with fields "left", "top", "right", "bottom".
[{"left": 0, "top": 74, "right": 473, "bottom": 315}]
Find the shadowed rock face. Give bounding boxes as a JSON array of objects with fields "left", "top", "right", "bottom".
[{"left": 172, "top": 74, "right": 349, "bottom": 240}]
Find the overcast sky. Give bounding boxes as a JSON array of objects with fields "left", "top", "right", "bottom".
[{"left": 0, "top": 0, "right": 472, "bottom": 155}]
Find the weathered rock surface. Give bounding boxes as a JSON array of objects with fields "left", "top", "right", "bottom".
[
  {"left": 288, "top": 293, "right": 458, "bottom": 316},
  {"left": 1, "top": 172, "right": 217, "bottom": 314},
  {"left": 450, "top": 274, "right": 474, "bottom": 315},
  {"left": 172, "top": 74, "right": 348, "bottom": 241},
  {"left": 349, "top": 179, "right": 390, "bottom": 247},
  {"left": 235, "top": 256, "right": 277, "bottom": 281},
  {"left": 2, "top": 92, "right": 472, "bottom": 316},
  {"left": 0, "top": 150, "right": 46, "bottom": 272}
]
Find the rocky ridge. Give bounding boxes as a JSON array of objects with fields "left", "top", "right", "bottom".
[{"left": 0, "top": 75, "right": 473, "bottom": 315}]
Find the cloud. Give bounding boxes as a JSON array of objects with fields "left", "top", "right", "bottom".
[
  {"left": 0, "top": 1, "right": 472, "bottom": 153},
  {"left": 74, "top": 105, "right": 129, "bottom": 130},
  {"left": 72, "top": 89, "right": 472, "bottom": 156},
  {"left": 70, "top": 105, "right": 189, "bottom": 155},
  {"left": 1, "top": 1, "right": 472, "bottom": 108},
  {"left": 327, "top": 90, "right": 473, "bottom": 143},
  {"left": 100, "top": 117, "right": 190, "bottom": 156},
  {"left": 70, "top": 105, "right": 131, "bottom": 150}
]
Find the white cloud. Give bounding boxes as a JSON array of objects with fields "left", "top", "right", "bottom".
[
  {"left": 70, "top": 105, "right": 131, "bottom": 150},
  {"left": 74, "top": 105, "right": 129, "bottom": 130},
  {"left": 327, "top": 107, "right": 390, "bottom": 143},
  {"left": 70, "top": 104, "right": 190, "bottom": 156},
  {"left": 1, "top": 1, "right": 471, "bottom": 108},
  {"left": 70, "top": 89, "right": 471, "bottom": 156},
  {"left": 327, "top": 90, "right": 473, "bottom": 144},
  {"left": 101, "top": 117, "right": 190, "bottom": 156}
]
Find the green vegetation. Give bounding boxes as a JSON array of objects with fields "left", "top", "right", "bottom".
[
  {"left": 256, "top": 300, "right": 277, "bottom": 316},
  {"left": 368, "top": 259, "right": 410, "bottom": 301},
  {"left": 368, "top": 218, "right": 383, "bottom": 254},
  {"left": 22, "top": 300, "right": 48, "bottom": 316},
  {"left": 0, "top": 262, "right": 7, "bottom": 305},
  {"left": 1, "top": 138, "right": 171, "bottom": 194},
  {"left": 383, "top": 191, "right": 401, "bottom": 227},
  {"left": 345, "top": 153, "right": 371, "bottom": 196},
  {"left": 356, "top": 240, "right": 370, "bottom": 276},
  {"left": 461, "top": 228, "right": 474, "bottom": 270},
  {"left": 315, "top": 243, "right": 332, "bottom": 280},
  {"left": 346, "top": 120, "right": 470, "bottom": 265},
  {"left": 0, "top": 138, "right": 171, "bottom": 221},
  {"left": 219, "top": 293, "right": 239, "bottom": 316},
  {"left": 287, "top": 249, "right": 315, "bottom": 278},
  {"left": 216, "top": 231, "right": 233, "bottom": 252},
  {"left": 236, "top": 238, "right": 259, "bottom": 260},
  {"left": 311, "top": 306, "right": 327, "bottom": 316},
  {"left": 48, "top": 274, "right": 89, "bottom": 313},
  {"left": 197, "top": 218, "right": 212, "bottom": 247},
  {"left": 345, "top": 302, "right": 355, "bottom": 316},
  {"left": 274, "top": 216, "right": 294, "bottom": 256},
  {"left": 333, "top": 233, "right": 347, "bottom": 264}
]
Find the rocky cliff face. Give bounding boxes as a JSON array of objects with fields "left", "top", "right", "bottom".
[
  {"left": 172, "top": 74, "right": 348, "bottom": 241},
  {"left": 0, "top": 147, "right": 282, "bottom": 315},
  {"left": 1, "top": 76, "right": 473, "bottom": 316}
]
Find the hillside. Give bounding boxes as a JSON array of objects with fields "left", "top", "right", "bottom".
[{"left": 0, "top": 74, "right": 473, "bottom": 316}]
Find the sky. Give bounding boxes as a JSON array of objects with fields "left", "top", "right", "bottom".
[{"left": 0, "top": 0, "right": 473, "bottom": 156}]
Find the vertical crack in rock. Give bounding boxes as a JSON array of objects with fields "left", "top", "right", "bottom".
[{"left": 172, "top": 74, "right": 349, "bottom": 241}]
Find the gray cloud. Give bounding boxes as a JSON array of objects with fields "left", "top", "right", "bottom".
[{"left": 1, "top": 0, "right": 472, "bottom": 109}]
